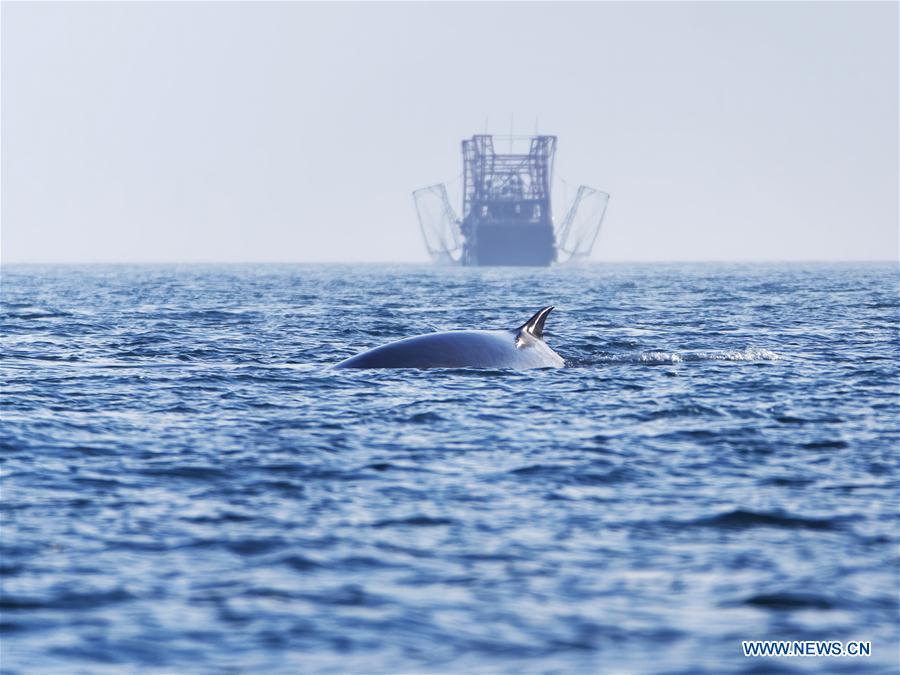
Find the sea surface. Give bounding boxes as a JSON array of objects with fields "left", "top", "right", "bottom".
[{"left": 1, "top": 263, "right": 898, "bottom": 674}]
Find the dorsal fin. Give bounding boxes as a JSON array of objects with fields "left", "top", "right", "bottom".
[{"left": 517, "top": 306, "right": 554, "bottom": 340}]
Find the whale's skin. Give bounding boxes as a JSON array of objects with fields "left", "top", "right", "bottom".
[{"left": 335, "top": 329, "right": 564, "bottom": 370}]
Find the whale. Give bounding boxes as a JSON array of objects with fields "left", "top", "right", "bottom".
[{"left": 334, "top": 306, "right": 565, "bottom": 370}]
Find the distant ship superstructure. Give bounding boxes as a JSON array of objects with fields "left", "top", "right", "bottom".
[{"left": 414, "top": 134, "right": 609, "bottom": 266}]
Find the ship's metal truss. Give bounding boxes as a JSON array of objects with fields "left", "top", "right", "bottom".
[{"left": 461, "top": 135, "right": 556, "bottom": 219}]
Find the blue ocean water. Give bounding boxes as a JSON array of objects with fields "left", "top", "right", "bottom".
[{"left": 1, "top": 262, "right": 898, "bottom": 674}]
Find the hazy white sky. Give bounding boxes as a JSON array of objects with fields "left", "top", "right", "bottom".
[{"left": 2, "top": 1, "right": 897, "bottom": 263}]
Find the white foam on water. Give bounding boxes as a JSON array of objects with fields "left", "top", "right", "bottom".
[
  {"left": 638, "top": 351, "right": 683, "bottom": 364},
  {"left": 703, "top": 347, "right": 781, "bottom": 361},
  {"left": 616, "top": 348, "right": 782, "bottom": 365}
]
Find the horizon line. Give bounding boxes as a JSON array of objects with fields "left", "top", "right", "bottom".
[{"left": 2, "top": 259, "right": 898, "bottom": 266}]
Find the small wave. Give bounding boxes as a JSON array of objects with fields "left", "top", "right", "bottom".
[
  {"left": 2, "top": 308, "right": 72, "bottom": 320},
  {"left": 689, "top": 509, "right": 842, "bottom": 531},
  {"left": 742, "top": 592, "right": 838, "bottom": 611},
  {"left": 300, "top": 584, "right": 389, "bottom": 608},
  {"left": 371, "top": 516, "right": 454, "bottom": 528},
  {"left": 643, "top": 404, "right": 726, "bottom": 421},
  {"left": 0, "top": 587, "right": 133, "bottom": 611},
  {"left": 224, "top": 537, "right": 286, "bottom": 556},
  {"left": 507, "top": 463, "right": 640, "bottom": 486},
  {"left": 138, "top": 465, "right": 228, "bottom": 480},
  {"left": 801, "top": 439, "right": 848, "bottom": 450},
  {"left": 406, "top": 411, "right": 445, "bottom": 424},
  {"left": 280, "top": 554, "right": 321, "bottom": 571}
]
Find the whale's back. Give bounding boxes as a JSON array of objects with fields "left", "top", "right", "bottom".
[{"left": 335, "top": 329, "right": 562, "bottom": 370}]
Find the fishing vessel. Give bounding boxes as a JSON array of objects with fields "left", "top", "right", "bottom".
[{"left": 414, "top": 134, "right": 609, "bottom": 266}]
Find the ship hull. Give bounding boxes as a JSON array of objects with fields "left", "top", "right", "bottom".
[{"left": 462, "top": 223, "right": 556, "bottom": 267}]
